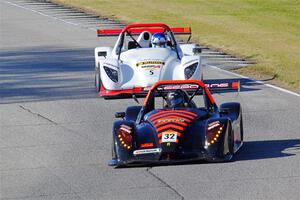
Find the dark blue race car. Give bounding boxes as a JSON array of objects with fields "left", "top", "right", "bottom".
[{"left": 109, "top": 80, "right": 243, "bottom": 167}]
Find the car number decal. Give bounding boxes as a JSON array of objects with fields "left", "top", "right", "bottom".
[{"left": 162, "top": 132, "right": 177, "bottom": 143}]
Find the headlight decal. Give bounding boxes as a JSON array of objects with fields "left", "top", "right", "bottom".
[
  {"left": 104, "top": 66, "right": 118, "bottom": 82},
  {"left": 116, "top": 124, "right": 133, "bottom": 150},
  {"left": 184, "top": 62, "right": 198, "bottom": 79},
  {"left": 206, "top": 121, "right": 224, "bottom": 146}
]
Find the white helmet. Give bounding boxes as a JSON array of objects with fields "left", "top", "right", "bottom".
[{"left": 151, "top": 33, "right": 167, "bottom": 48}]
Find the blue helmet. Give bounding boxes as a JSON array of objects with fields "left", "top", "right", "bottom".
[{"left": 151, "top": 33, "right": 167, "bottom": 48}]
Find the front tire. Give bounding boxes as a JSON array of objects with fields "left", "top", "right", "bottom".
[
  {"left": 108, "top": 135, "right": 119, "bottom": 166},
  {"left": 95, "top": 68, "right": 100, "bottom": 92}
]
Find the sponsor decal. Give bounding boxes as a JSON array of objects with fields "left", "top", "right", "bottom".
[
  {"left": 140, "top": 65, "right": 161, "bottom": 69},
  {"left": 140, "top": 142, "right": 154, "bottom": 148},
  {"left": 157, "top": 118, "right": 185, "bottom": 123},
  {"left": 136, "top": 61, "right": 164, "bottom": 66},
  {"left": 157, "top": 84, "right": 199, "bottom": 91},
  {"left": 133, "top": 148, "right": 162, "bottom": 155},
  {"left": 205, "top": 83, "right": 229, "bottom": 88}
]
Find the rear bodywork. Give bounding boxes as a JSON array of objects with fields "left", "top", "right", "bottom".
[
  {"left": 94, "top": 23, "right": 202, "bottom": 98},
  {"left": 110, "top": 80, "right": 243, "bottom": 167}
]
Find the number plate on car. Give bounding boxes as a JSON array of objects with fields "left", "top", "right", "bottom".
[{"left": 162, "top": 132, "right": 177, "bottom": 143}]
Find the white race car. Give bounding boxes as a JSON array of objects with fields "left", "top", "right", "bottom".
[{"left": 94, "top": 23, "right": 202, "bottom": 98}]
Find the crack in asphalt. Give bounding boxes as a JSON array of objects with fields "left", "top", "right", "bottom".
[
  {"left": 18, "top": 105, "right": 100, "bottom": 146},
  {"left": 146, "top": 167, "right": 184, "bottom": 200},
  {"left": 19, "top": 105, "right": 58, "bottom": 125}
]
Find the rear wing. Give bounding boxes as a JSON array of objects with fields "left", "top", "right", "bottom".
[
  {"left": 204, "top": 80, "right": 240, "bottom": 93},
  {"left": 100, "top": 80, "right": 240, "bottom": 100},
  {"left": 97, "top": 27, "right": 191, "bottom": 37}
]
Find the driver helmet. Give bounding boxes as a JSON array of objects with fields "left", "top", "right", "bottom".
[
  {"left": 151, "top": 33, "right": 167, "bottom": 48},
  {"left": 166, "top": 89, "right": 186, "bottom": 108}
]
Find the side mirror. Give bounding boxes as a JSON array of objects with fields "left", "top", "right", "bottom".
[
  {"left": 193, "top": 47, "right": 202, "bottom": 55},
  {"left": 219, "top": 108, "right": 229, "bottom": 115},
  {"left": 115, "top": 112, "right": 125, "bottom": 119}
]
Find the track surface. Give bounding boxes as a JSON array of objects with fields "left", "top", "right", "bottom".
[{"left": 1, "top": 0, "right": 300, "bottom": 199}]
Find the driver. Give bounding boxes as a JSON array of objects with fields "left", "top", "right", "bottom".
[
  {"left": 151, "top": 33, "right": 167, "bottom": 48},
  {"left": 166, "top": 89, "right": 187, "bottom": 108}
]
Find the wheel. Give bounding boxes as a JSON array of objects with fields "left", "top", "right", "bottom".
[
  {"left": 240, "top": 114, "right": 244, "bottom": 142},
  {"left": 224, "top": 123, "right": 234, "bottom": 161},
  {"left": 111, "top": 135, "right": 117, "bottom": 159},
  {"left": 95, "top": 68, "right": 100, "bottom": 92},
  {"left": 108, "top": 135, "right": 119, "bottom": 166}
]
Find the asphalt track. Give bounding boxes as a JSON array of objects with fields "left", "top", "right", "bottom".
[{"left": 1, "top": 0, "right": 300, "bottom": 199}]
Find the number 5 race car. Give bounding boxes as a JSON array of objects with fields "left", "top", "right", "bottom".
[
  {"left": 94, "top": 23, "right": 202, "bottom": 98},
  {"left": 109, "top": 80, "right": 243, "bottom": 167}
]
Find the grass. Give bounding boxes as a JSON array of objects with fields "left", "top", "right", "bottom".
[{"left": 53, "top": 0, "right": 300, "bottom": 92}]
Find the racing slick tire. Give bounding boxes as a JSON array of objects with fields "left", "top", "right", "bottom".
[
  {"left": 109, "top": 135, "right": 123, "bottom": 167},
  {"left": 240, "top": 113, "right": 244, "bottom": 142},
  {"left": 95, "top": 68, "right": 100, "bottom": 92}
]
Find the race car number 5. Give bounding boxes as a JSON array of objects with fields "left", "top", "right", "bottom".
[
  {"left": 162, "top": 133, "right": 177, "bottom": 143},
  {"left": 149, "top": 69, "right": 154, "bottom": 75}
]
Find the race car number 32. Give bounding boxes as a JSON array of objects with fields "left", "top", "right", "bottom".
[{"left": 162, "top": 132, "right": 177, "bottom": 143}]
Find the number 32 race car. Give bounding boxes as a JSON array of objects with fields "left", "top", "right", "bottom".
[
  {"left": 109, "top": 80, "right": 243, "bottom": 167},
  {"left": 94, "top": 23, "right": 202, "bottom": 98}
]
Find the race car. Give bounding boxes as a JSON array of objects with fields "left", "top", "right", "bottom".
[
  {"left": 94, "top": 23, "right": 202, "bottom": 98},
  {"left": 109, "top": 80, "right": 243, "bottom": 167}
]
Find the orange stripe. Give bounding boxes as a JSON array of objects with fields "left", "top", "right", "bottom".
[
  {"left": 157, "top": 124, "right": 184, "bottom": 132},
  {"left": 205, "top": 87, "right": 215, "bottom": 104},
  {"left": 150, "top": 113, "right": 195, "bottom": 122},
  {"left": 153, "top": 118, "right": 190, "bottom": 125},
  {"left": 157, "top": 118, "right": 191, "bottom": 123},
  {"left": 149, "top": 110, "right": 197, "bottom": 119},
  {"left": 150, "top": 110, "right": 197, "bottom": 118},
  {"left": 155, "top": 121, "right": 188, "bottom": 128}
]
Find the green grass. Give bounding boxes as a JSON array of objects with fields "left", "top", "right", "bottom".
[{"left": 53, "top": 0, "right": 300, "bottom": 91}]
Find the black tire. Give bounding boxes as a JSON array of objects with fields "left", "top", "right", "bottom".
[
  {"left": 240, "top": 114, "right": 244, "bottom": 142},
  {"left": 223, "top": 123, "right": 234, "bottom": 161},
  {"left": 111, "top": 135, "right": 117, "bottom": 159},
  {"left": 95, "top": 68, "right": 100, "bottom": 92},
  {"left": 109, "top": 135, "right": 122, "bottom": 167}
]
